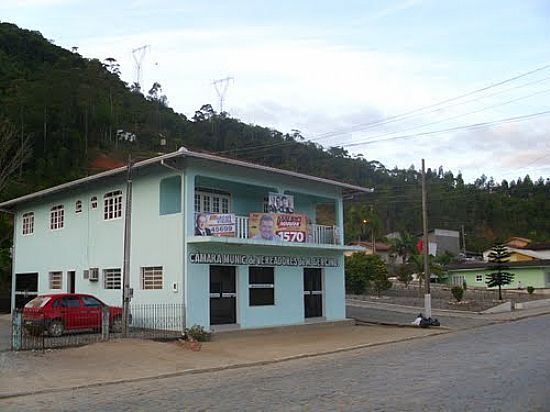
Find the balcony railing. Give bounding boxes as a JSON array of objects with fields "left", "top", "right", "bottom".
[{"left": 234, "top": 215, "right": 341, "bottom": 245}]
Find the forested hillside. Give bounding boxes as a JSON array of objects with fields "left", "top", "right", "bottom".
[{"left": 1, "top": 22, "right": 549, "bottom": 255}]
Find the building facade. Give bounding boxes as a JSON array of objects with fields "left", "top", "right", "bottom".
[
  {"left": 447, "top": 260, "right": 550, "bottom": 290},
  {"left": 2, "top": 149, "right": 370, "bottom": 330}
]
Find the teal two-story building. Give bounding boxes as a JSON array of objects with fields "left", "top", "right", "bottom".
[{"left": 1, "top": 148, "right": 371, "bottom": 330}]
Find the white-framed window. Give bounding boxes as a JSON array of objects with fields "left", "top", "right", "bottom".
[
  {"left": 141, "top": 266, "right": 163, "bottom": 290},
  {"left": 103, "top": 268, "right": 121, "bottom": 289},
  {"left": 476, "top": 274, "right": 483, "bottom": 282},
  {"left": 104, "top": 190, "right": 123, "bottom": 220},
  {"left": 49, "top": 271, "right": 63, "bottom": 289},
  {"left": 91, "top": 196, "right": 98, "bottom": 209},
  {"left": 249, "top": 267, "right": 275, "bottom": 306},
  {"left": 22, "top": 212, "right": 34, "bottom": 235},
  {"left": 194, "top": 189, "right": 231, "bottom": 214},
  {"left": 50, "top": 205, "right": 64, "bottom": 230},
  {"left": 75, "top": 200, "right": 82, "bottom": 214}
]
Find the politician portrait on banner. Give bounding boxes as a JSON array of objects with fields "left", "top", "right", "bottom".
[
  {"left": 194, "top": 213, "right": 236, "bottom": 237},
  {"left": 268, "top": 192, "right": 294, "bottom": 214},
  {"left": 249, "top": 213, "right": 307, "bottom": 243}
]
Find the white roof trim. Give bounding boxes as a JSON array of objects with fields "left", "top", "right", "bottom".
[{"left": 0, "top": 149, "right": 373, "bottom": 209}]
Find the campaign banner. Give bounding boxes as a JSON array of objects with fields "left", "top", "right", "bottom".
[
  {"left": 195, "top": 213, "right": 235, "bottom": 237},
  {"left": 249, "top": 213, "right": 307, "bottom": 243},
  {"left": 267, "top": 192, "right": 294, "bottom": 214}
]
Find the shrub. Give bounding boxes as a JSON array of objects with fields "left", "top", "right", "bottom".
[
  {"left": 451, "top": 286, "right": 464, "bottom": 302},
  {"left": 527, "top": 286, "right": 535, "bottom": 295},
  {"left": 183, "top": 324, "right": 211, "bottom": 342}
]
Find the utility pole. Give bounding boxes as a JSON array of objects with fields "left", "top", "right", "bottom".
[
  {"left": 461, "top": 224, "right": 467, "bottom": 255},
  {"left": 422, "top": 159, "right": 431, "bottom": 318},
  {"left": 122, "top": 155, "right": 134, "bottom": 336},
  {"left": 212, "top": 77, "right": 233, "bottom": 113}
]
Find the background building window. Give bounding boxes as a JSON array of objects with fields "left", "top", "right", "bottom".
[
  {"left": 50, "top": 205, "right": 64, "bottom": 230},
  {"left": 22, "top": 212, "right": 34, "bottom": 235},
  {"left": 75, "top": 200, "right": 82, "bottom": 213},
  {"left": 49, "top": 271, "right": 63, "bottom": 289},
  {"left": 476, "top": 275, "right": 483, "bottom": 282},
  {"left": 249, "top": 267, "right": 275, "bottom": 306},
  {"left": 91, "top": 196, "right": 98, "bottom": 209},
  {"left": 103, "top": 268, "right": 121, "bottom": 289},
  {"left": 104, "top": 190, "right": 123, "bottom": 220},
  {"left": 141, "top": 266, "right": 163, "bottom": 290}
]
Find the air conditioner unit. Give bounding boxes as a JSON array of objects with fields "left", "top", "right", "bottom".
[{"left": 89, "top": 268, "right": 99, "bottom": 281}]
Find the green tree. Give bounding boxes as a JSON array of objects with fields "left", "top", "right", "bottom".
[
  {"left": 345, "top": 252, "right": 370, "bottom": 294},
  {"left": 0, "top": 117, "right": 31, "bottom": 195},
  {"left": 485, "top": 244, "right": 514, "bottom": 300},
  {"left": 396, "top": 263, "right": 414, "bottom": 287},
  {"left": 371, "top": 261, "right": 392, "bottom": 296},
  {"left": 345, "top": 253, "right": 391, "bottom": 295}
]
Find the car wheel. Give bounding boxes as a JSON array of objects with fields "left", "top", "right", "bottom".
[
  {"left": 111, "top": 316, "right": 123, "bottom": 333},
  {"left": 48, "top": 320, "right": 64, "bottom": 337}
]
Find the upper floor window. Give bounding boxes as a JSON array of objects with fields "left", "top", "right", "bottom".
[
  {"left": 50, "top": 205, "right": 64, "bottom": 230},
  {"left": 104, "top": 190, "right": 123, "bottom": 220},
  {"left": 75, "top": 200, "right": 82, "bottom": 214},
  {"left": 91, "top": 196, "right": 98, "bottom": 209},
  {"left": 22, "top": 212, "right": 34, "bottom": 235},
  {"left": 195, "top": 189, "right": 231, "bottom": 214}
]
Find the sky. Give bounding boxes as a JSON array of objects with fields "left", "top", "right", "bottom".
[{"left": 2, "top": 0, "right": 550, "bottom": 183}]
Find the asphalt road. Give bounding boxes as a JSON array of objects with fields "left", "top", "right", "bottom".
[{"left": 3, "top": 314, "right": 549, "bottom": 411}]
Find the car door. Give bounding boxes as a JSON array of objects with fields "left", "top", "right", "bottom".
[
  {"left": 62, "top": 296, "right": 85, "bottom": 330},
  {"left": 81, "top": 296, "right": 104, "bottom": 330}
]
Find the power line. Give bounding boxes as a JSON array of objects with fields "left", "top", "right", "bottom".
[{"left": 214, "top": 63, "right": 550, "bottom": 158}]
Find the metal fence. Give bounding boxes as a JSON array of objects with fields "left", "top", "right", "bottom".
[{"left": 12, "top": 303, "right": 185, "bottom": 351}]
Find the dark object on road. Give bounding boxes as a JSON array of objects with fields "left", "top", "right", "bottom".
[{"left": 413, "top": 313, "right": 441, "bottom": 328}]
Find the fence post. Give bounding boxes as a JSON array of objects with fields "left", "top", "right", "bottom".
[
  {"left": 12, "top": 310, "right": 22, "bottom": 351},
  {"left": 101, "top": 306, "right": 110, "bottom": 341}
]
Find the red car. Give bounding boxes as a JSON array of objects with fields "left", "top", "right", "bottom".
[{"left": 23, "top": 293, "right": 124, "bottom": 336}]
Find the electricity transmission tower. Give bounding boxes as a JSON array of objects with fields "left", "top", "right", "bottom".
[
  {"left": 212, "top": 77, "right": 234, "bottom": 113},
  {"left": 132, "top": 45, "right": 150, "bottom": 91}
]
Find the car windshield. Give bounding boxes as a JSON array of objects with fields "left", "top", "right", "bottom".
[{"left": 24, "top": 296, "right": 51, "bottom": 308}]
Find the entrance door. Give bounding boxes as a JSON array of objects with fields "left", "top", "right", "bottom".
[
  {"left": 304, "top": 268, "right": 323, "bottom": 318},
  {"left": 209, "top": 266, "right": 236, "bottom": 325},
  {"left": 67, "top": 271, "right": 76, "bottom": 293},
  {"left": 14, "top": 273, "right": 38, "bottom": 309}
]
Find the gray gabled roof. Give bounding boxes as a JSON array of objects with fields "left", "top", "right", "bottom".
[{"left": 0, "top": 148, "right": 373, "bottom": 209}]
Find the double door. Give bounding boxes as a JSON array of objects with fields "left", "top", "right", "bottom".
[
  {"left": 210, "top": 266, "right": 237, "bottom": 325},
  {"left": 304, "top": 268, "right": 323, "bottom": 318}
]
